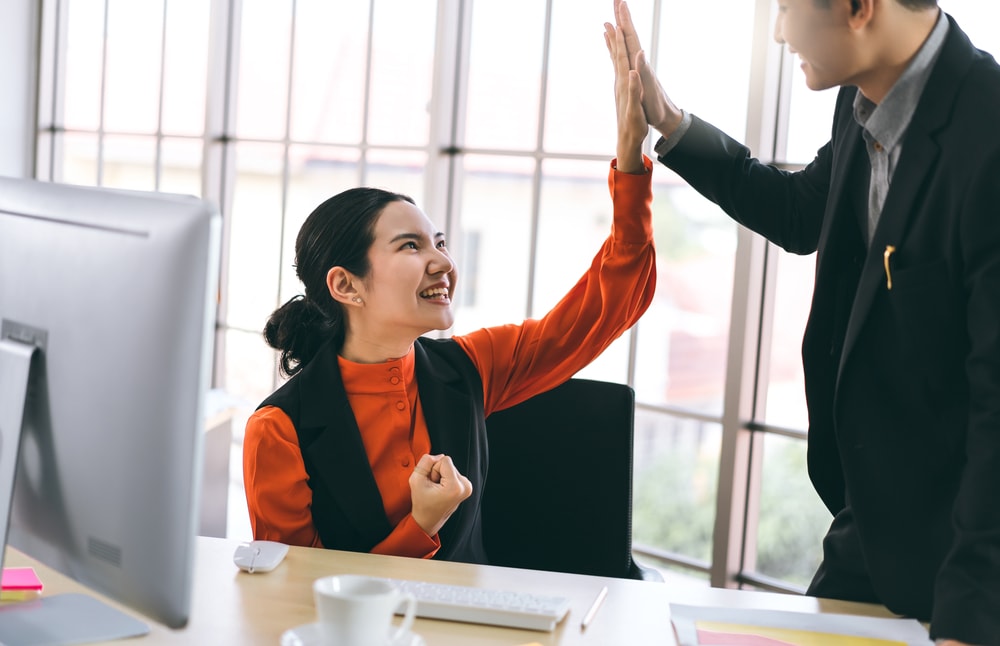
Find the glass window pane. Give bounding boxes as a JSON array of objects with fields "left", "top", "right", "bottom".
[
  {"left": 227, "top": 142, "right": 285, "bottom": 332},
  {"left": 784, "top": 66, "right": 837, "bottom": 164},
  {"left": 60, "top": 133, "right": 100, "bottom": 186},
  {"left": 543, "top": 0, "right": 629, "bottom": 155},
  {"left": 236, "top": 0, "right": 291, "bottom": 140},
  {"left": 465, "top": 0, "right": 546, "bottom": 151},
  {"left": 365, "top": 149, "right": 427, "bottom": 206},
  {"left": 451, "top": 155, "right": 535, "bottom": 333},
  {"left": 223, "top": 328, "right": 279, "bottom": 415},
  {"left": 104, "top": 0, "right": 163, "bottom": 134},
  {"left": 764, "top": 251, "right": 814, "bottom": 429},
  {"left": 280, "top": 146, "right": 362, "bottom": 304},
  {"left": 102, "top": 134, "right": 158, "bottom": 191},
  {"left": 634, "top": 180, "right": 736, "bottom": 415},
  {"left": 633, "top": 410, "right": 721, "bottom": 564},
  {"left": 289, "top": 0, "right": 369, "bottom": 145},
  {"left": 160, "top": 137, "right": 204, "bottom": 197},
  {"left": 63, "top": 0, "right": 105, "bottom": 132},
  {"left": 367, "top": 1, "right": 436, "bottom": 146},
  {"left": 574, "top": 332, "right": 630, "bottom": 384},
  {"left": 751, "top": 434, "right": 829, "bottom": 588},
  {"left": 939, "top": 3, "right": 1000, "bottom": 56},
  {"left": 162, "top": 0, "right": 211, "bottom": 136},
  {"left": 655, "top": 0, "right": 755, "bottom": 142},
  {"left": 534, "top": 159, "right": 611, "bottom": 314}
]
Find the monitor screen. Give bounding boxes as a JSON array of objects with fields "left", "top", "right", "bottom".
[{"left": 0, "top": 176, "right": 220, "bottom": 639}]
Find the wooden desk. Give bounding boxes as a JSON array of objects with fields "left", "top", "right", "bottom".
[{"left": 4, "top": 537, "right": 908, "bottom": 645}]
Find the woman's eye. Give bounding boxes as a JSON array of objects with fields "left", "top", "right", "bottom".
[
  {"left": 436, "top": 240, "right": 447, "bottom": 249},
  {"left": 402, "top": 241, "right": 418, "bottom": 250}
]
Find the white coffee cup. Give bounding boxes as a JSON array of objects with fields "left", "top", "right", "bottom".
[{"left": 313, "top": 575, "right": 417, "bottom": 646}]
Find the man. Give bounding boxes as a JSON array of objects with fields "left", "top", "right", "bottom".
[{"left": 605, "top": 1, "right": 1000, "bottom": 643}]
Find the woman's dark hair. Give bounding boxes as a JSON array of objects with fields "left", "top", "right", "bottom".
[{"left": 263, "top": 187, "right": 415, "bottom": 376}]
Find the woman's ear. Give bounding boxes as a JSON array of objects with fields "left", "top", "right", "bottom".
[{"left": 326, "top": 267, "right": 363, "bottom": 306}]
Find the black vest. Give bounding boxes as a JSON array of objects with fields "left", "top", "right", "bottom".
[{"left": 258, "top": 337, "right": 488, "bottom": 564}]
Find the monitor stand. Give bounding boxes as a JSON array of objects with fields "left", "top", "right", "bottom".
[
  {"left": 0, "top": 594, "right": 149, "bottom": 645},
  {"left": 0, "top": 340, "right": 150, "bottom": 645}
]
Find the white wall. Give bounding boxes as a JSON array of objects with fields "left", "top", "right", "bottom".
[{"left": 0, "top": 0, "right": 39, "bottom": 179}]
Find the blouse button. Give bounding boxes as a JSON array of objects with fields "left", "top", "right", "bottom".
[
  {"left": 402, "top": 458, "right": 410, "bottom": 467},
  {"left": 395, "top": 401, "right": 406, "bottom": 411},
  {"left": 389, "top": 376, "right": 401, "bottom": 385}
]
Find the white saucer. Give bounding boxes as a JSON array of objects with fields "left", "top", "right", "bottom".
[{"left": 280, "top": 623, "right": 425, "bottom": 646}]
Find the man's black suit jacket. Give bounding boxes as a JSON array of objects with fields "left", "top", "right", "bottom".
[{"left": 659, "top": 15, "right": 1000, "bottom": 643}]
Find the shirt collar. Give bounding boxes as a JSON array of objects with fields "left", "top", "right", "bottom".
[{"left": 852, "top": 10, "right": 949, "bottom": 150}]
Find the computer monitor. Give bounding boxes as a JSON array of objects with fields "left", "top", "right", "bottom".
[{"left": 0, "top": 176, "right": 220, "bottom": 641}]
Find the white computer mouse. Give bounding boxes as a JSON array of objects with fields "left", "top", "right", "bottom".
[{"left": 233, "top": 540, "right": 289, "bottom": 574}]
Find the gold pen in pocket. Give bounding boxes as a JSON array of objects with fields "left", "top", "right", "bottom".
[{"left": 883, "top": 244, "right": 896, "bottom": 290}]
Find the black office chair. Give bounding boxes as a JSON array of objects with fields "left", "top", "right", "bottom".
[{"left": 481, "top": 378, "right": 663, "bottom": 582}]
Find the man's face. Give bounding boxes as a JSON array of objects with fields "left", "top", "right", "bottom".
[{"left": 775, "top": 0, "right": 859, "bottom": 91}]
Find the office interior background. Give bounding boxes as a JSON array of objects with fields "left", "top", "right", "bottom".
[{"left": 2, "top": 0, "right": 997, "bottom": 594}]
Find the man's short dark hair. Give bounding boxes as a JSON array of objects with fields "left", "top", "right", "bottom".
[{"left": 813, "top": 0, "right": 938, "bottom": 10}]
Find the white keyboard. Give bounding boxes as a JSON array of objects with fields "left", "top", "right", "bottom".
[{"left": 383, "top": 578, "right": 571, "bottom": 632}]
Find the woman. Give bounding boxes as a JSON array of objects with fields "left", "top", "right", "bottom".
[{"left": 243, "top": 30, "right": 654, "bottom": 562}]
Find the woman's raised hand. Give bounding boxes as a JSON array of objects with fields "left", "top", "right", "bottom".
[
  {"left": 606, "top": 0, "right": 684, "bottom": 141},
  {"left": 409, "top": 453, "right": 473, "bottom": 537},
  {"left": 604, "top": 14, "right": 646, "bottom": 174}
]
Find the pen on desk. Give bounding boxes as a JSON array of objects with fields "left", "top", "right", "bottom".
[
  {"left": 883, "top": 244, "right": 896, "bottom": 290},
  {"left": 580, "top": 585, "right": 608, "bottom": 631}
]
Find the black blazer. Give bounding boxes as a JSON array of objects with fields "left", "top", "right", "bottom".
[
  {"left": 259, "top": 337, "right": 489, "bottom": 565},
  {"left": 660, "top": 16, "right": 1000, "bottom": 642}
]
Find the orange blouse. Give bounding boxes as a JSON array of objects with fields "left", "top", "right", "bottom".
[{"left": 243, "top": 157, "right": 655, "bottom": 556}]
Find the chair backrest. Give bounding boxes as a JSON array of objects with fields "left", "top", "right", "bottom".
[{"left": 482, "top": 378, "right": 649, "bottom": 580}]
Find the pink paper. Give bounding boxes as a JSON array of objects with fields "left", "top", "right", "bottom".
[{"left": 1, "top": 567, "right": 43, "bottom": 590}]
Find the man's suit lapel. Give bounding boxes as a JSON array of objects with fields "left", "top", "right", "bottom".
[
  {"left": 836, "top": 16, "right": 974, "bottom": 384},
  {"left": 816, "top": 107, "right": 865, "bottom": 278},
  {"left": 298, "top": 344, "right": 392, "bottom": 546}
]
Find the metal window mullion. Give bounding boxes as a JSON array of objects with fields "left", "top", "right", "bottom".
[
  {"left": 711, "top": 226, "right": 768, "bottom": 590},
  {"left": 154, "top": 0, "right": 169, "bottom": 192},
  {"left": 625, "top": 0, "right": 665, "bottom": 388},
  {"left": 358, "top": 0, "right": 377, "bottom": 186},
  {"left": 633, "top": 543, "right": 711, "bottom": 575},
  {"left": 642, "top": 0, "right": 663, "bottom": 161},
  {"left": 35, "top": 0, "right": 66, "bottom": 181},
  {"left": 738, "top": 243, "right": 777, "bottom": 578},
  {"left": 96, "top": 0, "right": 110, "bottom": 186},
  {"left": 274, "top": 0, "right": 298, "bottom": 339},
  {"left": 426, "top": 0, "right": 469, "bottom": 254},
  {"left": 710, "top": 0, "right": 786, "bottom": 589},
  {"left": 203, "top": 0, "right": 243, "bottom": 390},
  {"left": 736, "top": 3, "right": 802, "bottom": 583},
  {"left": 525, "top": 0, "right": 554, "bottom": 320}
]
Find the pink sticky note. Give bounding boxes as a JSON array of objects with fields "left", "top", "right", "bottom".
[{"left": 1, "top": 567, "right": 43, "bottom": 591}]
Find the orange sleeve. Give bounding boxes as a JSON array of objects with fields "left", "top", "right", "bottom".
[
  {"left": 371, "top": 514, "right": 441, "bottom": 558},
  {"left": 243, "top": 406, "right": 323, "bottom": 548},
  {"left": 244, "top": 405, "right": 442, "bottom": 557},
  {"left": 454, "top": 157, "right": 656, "bottom": 415}
]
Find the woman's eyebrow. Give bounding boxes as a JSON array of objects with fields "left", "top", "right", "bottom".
[
  {"left": 389, "top": 232, "right": 423, "bottom": 244},
  {"left": 388, "top": 231, "right": 444, "bottom": 244}
]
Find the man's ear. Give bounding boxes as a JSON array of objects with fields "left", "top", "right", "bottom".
[
  {"left": 326, "top": 266, "right": 362, "bottom": 306},
  {"left": 848, "top": 0, "right": 874, "bottom": 28}
]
